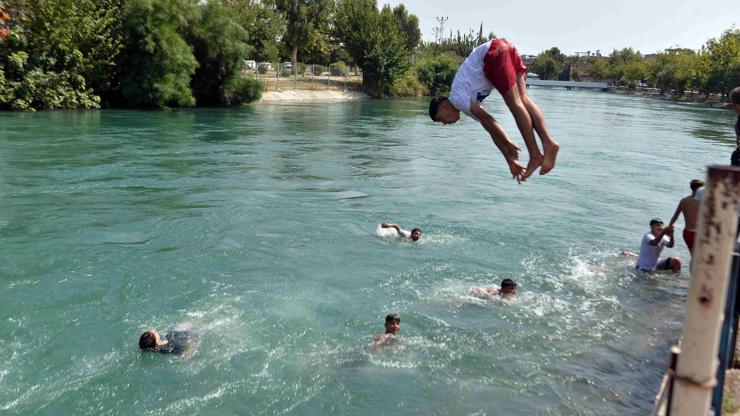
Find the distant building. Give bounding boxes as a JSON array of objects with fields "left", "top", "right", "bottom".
[{"left": 521, "top": 54, "right": 536, "bottom": 66}]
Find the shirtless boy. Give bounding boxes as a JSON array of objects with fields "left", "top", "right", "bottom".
[
  {"left": 373, "top": 313, "right": 401, "bottom": 348},
  {"left": 139, "top": 322, "right": 197, "bottom": 355},
  {"left": 667, "top": 179, "right": 704, "bottom": 254},
  {"left": 429, "top": 38, "right": 559, "bottom": 183},
  {"left": 469, "top": 279, "right": 518, "bottom": 299},
  {"left": 380, "top": 222, "right": 422, "bottom": 242}
]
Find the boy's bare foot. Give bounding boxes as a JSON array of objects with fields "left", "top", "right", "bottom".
[
  {"left": 523, "top": 153, "right": 543, "bottom": 179},
  {"left": 540, "top": 142, "right": 560, "bottom": 175}
]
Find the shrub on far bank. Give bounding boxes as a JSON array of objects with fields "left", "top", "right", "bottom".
[
  {"left": 311, "top": 65, "right": 325, "bottom": 76},
  {"left": 223, "top": 76, "right": 262, "bottom": 105},
  {"left": 330, "top": 62, "right": 348, "bottom": 76},
  {"left": 390, "top": 71, "right": 426, "bottom": 97},
  {"left": 415, "top": 53, "right": 458, "bottom": 96},
  {"left": 257, "top": 63, "right": 270, "bottom": 74}
]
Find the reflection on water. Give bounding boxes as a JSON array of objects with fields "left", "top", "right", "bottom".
[{"left": 0, "top": 91, "right": 733, "bottom": 415}]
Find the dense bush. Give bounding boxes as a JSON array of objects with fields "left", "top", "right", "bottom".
[
  {"left": 415, "top": 53, "right": 458, "bottom": 95},
  {"left": 280, "top": 69, "right": 291, "bottom": 77},
  {"left": 222, "top": 76, "right": 262, "bottom": 104},
  {"left": 329, "top": 62, "right": 348, "bottom": 76},
  {"left": 389, "top": 71, "right": 426, "bottom": 96},
  {"left": 257, "top": 63, "right": 270, "bottom": 74},
  {"left": 113, "top": 0, "right": 202, "bottom": 108},
  {"left": 0, "top": 0, "right": 121, "bottom": 110},
  {"left": 311, "top": 64, "right": 325, "bottom": 76},
  {"left": 187, "top": 0, "right": 254, "bottom": 106}
]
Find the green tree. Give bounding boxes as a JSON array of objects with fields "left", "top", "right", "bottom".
[
  {"left": 695, "top": 27, "right": 740, "bottom": 95},
  {"left": 415, "top": 53, "right": 458, "bottom": 95},
  {"left": 225, "top": 0, "right": 285, "bottom": 63},
  {"left": 364, "top": 5, "right": 410, "bottom": 96},
  {"left": 272, "top": 0, "right": 333, "bottom": 73},
  {"left": 114, "top": 0, "right": 199, "bottom": 108},
  {"left": 392, "top": 4, "right": 421, "bottom": 51},
  {"left": 605, "top": 47, "right": 647, "bottom": 85},
  {"left": 588, "top": 58, "right": 609, "bottom": 81},
  {"left": 334, "top": 0, "right": 377, "bottom": 69},
  {"left": 0, "top": 0, "right": 122, "bottom": 110},
  {"left": 530, "top": 47, "right": 566, "bottom": 80},
  {"left": 649, "top": 48, "right": 699, "bottom": 93},
  {"left": 186, "top": 0, "right": 258, "bottom": 105},
  {"left": 438, "top": 29, "right": 479, "bottom": 57},
  {"left": 335, "top": 1, "right": 410, "bottom": 96}
]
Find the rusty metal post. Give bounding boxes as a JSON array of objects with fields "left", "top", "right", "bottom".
[{"left": 670, "top": 166, "right": 740, "bottom": 416}]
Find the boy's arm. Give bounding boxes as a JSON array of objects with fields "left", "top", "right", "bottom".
[
  {"left": 381, "top": 223, "right": 403, "bottom": 236},
  {"left": 667, "top": 200, "right": 684, "bottom": 228},
  {"left": 665, "top": 226, "right": 675, "bottom": 248},
  {"left": 469, "top": 102, "right": 525, "bottom": 182},
  {"left": 649, "top": 231, "right": 666, "bottom": 246}
]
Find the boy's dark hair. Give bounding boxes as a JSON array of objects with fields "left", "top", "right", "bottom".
[
  {"left": 500, "top": 279, "right": 517, "bottom": 290},
  {"left": 385, "top": 313, "right": 400, "bottom": 324},
  {"left": 429, "top": 96, "right": 447, "bottom": 121},
  {"left": 690, "top": 179, "right": 704, "bottom": 192},
  {"left": 411, "top": 228, "right": 422, "bottom": 234},
  {"left": 650, "top": 218, "right": 664, "bottom": 226},
  {"left": 731, "top": 86, "right": 740, "bottom": 104},
  {"left": 139, "top": 331, "right": 157, "bottom": 350}
]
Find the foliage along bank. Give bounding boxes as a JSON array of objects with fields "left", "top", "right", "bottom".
[
  {"left": 0, "top": 0, "right": 262, "bottom": 111},
  {"left": 528, "top": 27, "right": 739, "bottom": 99},
  {"left": 1, "top": 0, "right": 736, "bottom": 111}
]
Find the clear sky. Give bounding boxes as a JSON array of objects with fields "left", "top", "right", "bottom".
[{"left": 382, "top": 0, "right": 739, "bottom": 55}]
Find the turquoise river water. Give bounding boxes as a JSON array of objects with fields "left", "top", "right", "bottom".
[{"left": 1, "top": 90, "right": 737, "bottom": 415}]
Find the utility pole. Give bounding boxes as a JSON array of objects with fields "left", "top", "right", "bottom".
[
  {"left": 435, "top": 17, "right": 448, "bottom": 43},
  {"left": 433, "top": 27, "right": 440, "bottom": 43}
]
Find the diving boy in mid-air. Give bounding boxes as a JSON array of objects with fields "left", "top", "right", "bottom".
[{"left": 429, "top": 38, "right": 559, "bottom": 183}]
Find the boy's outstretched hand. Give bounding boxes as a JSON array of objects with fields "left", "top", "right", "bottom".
[{"left": 507, "top": 159, "right": 526, "bottom": 184}]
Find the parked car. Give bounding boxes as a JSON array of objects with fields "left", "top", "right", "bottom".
[
  {"left": 244, "top": 60, "right": 257, "bottom": 70},
  {"left": 283, "top": 61, "right": 292, "bottom": 70},
  {"left": 258, "top": 62, "right": 273, "bottom": 71}
]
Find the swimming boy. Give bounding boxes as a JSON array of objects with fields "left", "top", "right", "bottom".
[
  {"left": 635, "top": 218, "right": 681, "bottom": 273},
  {"left": 667, "top": 179, "right": 704, "bottom": 255},
  {"left": 373, "top": 313, "right": 401, "bottom": 347},
  {"left": 469, "top": 279, "right": 518, "bottom": 299},
  {"left": 429, "top": 38, "right": 560, "bottom": 183},
  {"left": 380, "top": 222, "right": 421, "bottom": 242},
  {"left": 139, "top": 323, "right": 197, "bottom": 355}
]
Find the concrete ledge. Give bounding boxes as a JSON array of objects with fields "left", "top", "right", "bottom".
[{"left": 259, "top": 90, "right": 370, "bottom": 102}]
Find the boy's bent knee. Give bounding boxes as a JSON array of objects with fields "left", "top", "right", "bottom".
[{"left": 670, "top": 257, "right": 682, "bottom": 272}]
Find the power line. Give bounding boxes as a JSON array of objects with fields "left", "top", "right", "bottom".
[{"left": 435, "top": 17, "right": 448, "bottom": 43}]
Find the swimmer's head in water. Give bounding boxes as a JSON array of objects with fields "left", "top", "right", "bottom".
[
  {"left": 429, "top": 96, "right": 460, "bottom": 125},
  {"left": 139, "top": 330, "right": 160, "bottom": 350},
  {"left": 500, "top": 279, "right": 518, "bottom": 297},
  {"left": 410, "top": 228, "right": 422, "bottom": 241},
  {"left": 385, "top": 313, "right": 401, "bottom": 334}
]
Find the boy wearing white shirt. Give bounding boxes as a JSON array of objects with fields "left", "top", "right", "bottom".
[
  {"left": 429, "top": 38, "right": 560, "bottom": 183},
  {"left": 636, "top": 218, "right": 682, "bottom": 273}
]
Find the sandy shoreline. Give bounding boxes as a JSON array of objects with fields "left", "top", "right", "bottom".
[{"left": 258, "top": 89, "right": 370, "bottom": 102}]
